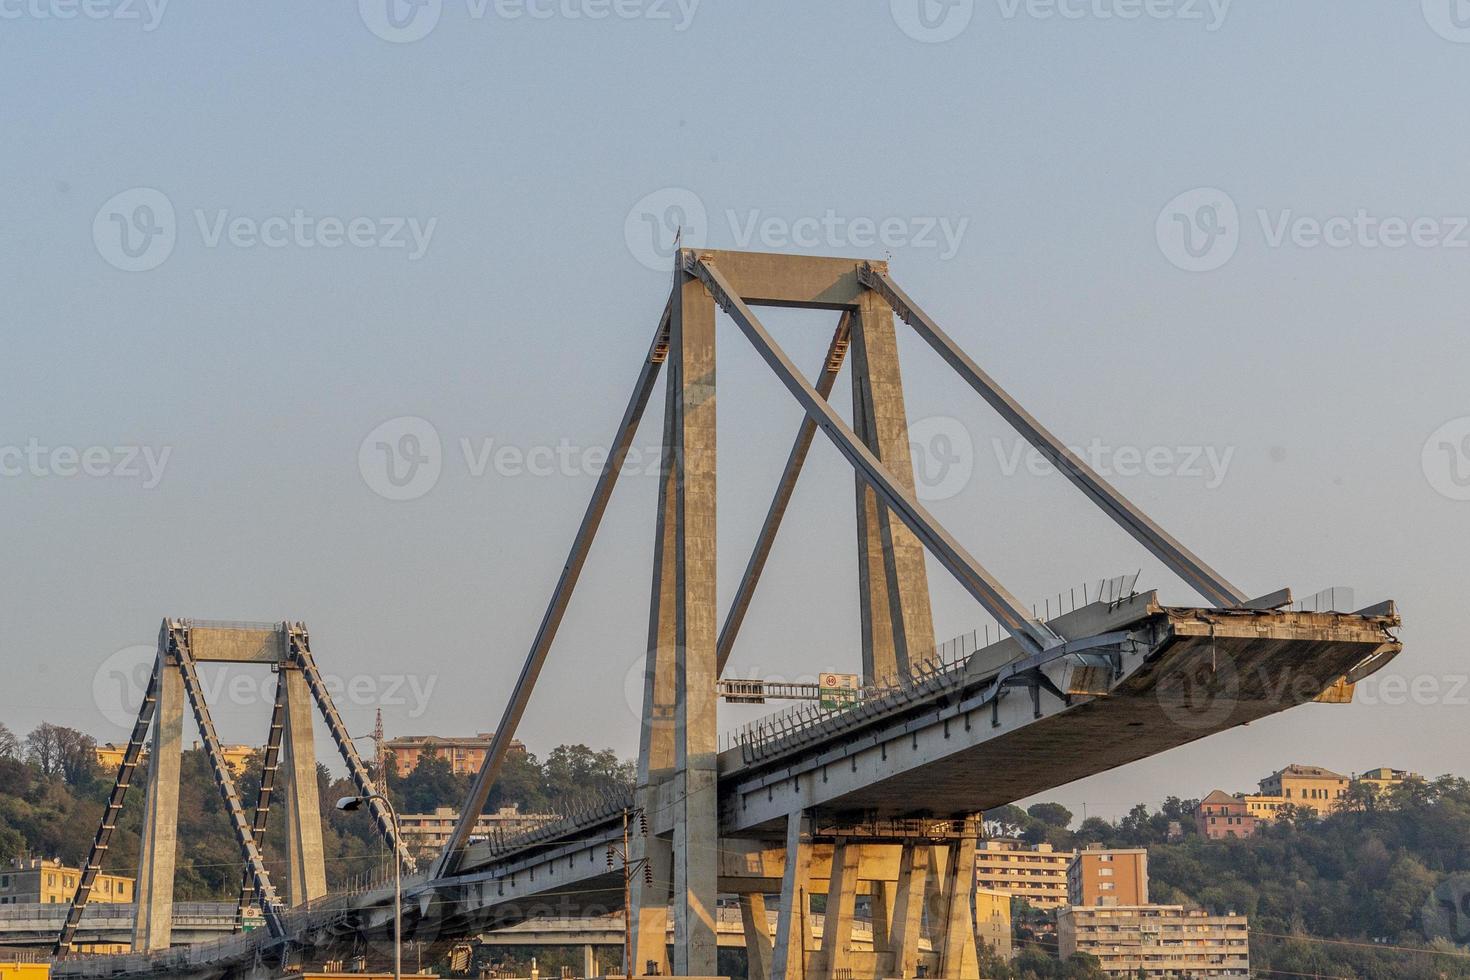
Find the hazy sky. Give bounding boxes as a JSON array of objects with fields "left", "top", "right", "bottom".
[{"left": 2, "top": 1, "right": 1468, "bottom": 823}]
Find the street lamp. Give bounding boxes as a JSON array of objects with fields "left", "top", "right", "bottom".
[{"left": 337, "top": 793, "right": 403, "bottom": 980}]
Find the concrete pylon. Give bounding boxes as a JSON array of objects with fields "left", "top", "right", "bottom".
[
  {"left": 132, "top": 654, "right": 183, "bottom": 952},
  {"left": 850, "top": 288, "right": 936, "bottom": 684},
  {"left": 937, "top": 822, "right": 981, "bottom": 980},
  {"left": 280, "top": 666, "right": 328, "bottom": 906},
  {"left": 630, "top": 367, "right": 680, "bottom": 979},
  {"left": 669, "top": 269, "right": 720, "bottom": 976},
  {"left": 815, "top": 840, "right": 860, "bottom": 980},
  {"left": 772, "top": 811, "right": 812, "bottom": 980},
  {"left": 740, "top": 893, "right": 774, "bottom": 980},
  {"left": 887, "top": 844, "right": 930, "bottom": 979}
]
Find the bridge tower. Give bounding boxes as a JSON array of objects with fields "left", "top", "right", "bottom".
[{"left": 54, "top": 620, "right": 411, "bottom": 956}]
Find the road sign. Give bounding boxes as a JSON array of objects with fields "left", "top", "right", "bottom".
[{"left": 819, "top": 673, "right": 861, "bottom": 710}]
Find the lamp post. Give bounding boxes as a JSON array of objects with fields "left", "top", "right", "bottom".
[{"left": 337, "top": 793, "right": 403, "bottom": 980}]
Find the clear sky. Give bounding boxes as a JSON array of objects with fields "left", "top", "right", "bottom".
[{"left": 2, "top": 0, "right": 1468, "bottom": 822}]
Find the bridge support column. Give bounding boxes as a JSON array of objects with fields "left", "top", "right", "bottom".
[
  {"left": 772, "top": 811, "right": 812, "bottom": 980},
  {"left": 670, "top": 269, "right": 720, "bottom": 976},
  {"left": 887, "top": 844, "right": 929, "bottom": 979},
  {"left": 582, "top": 943, "right": 597, "bottom": 979},
  {"left": 132, "top": 655, "right": 183, "bottom": 952},
  {"left": 937, "top": 821, "right": 980, "bottom": 980},
  {"left": 740, "top": 893, "right": 774, "bottom": 980},
  {"left": 816, "top": 840, "right": 859, "bottom": 980},
  {"left": 281, "top": 666, "right": 328, "bottom": 906},
  {"left": 850, "top": 289, "right": 936, "bottom": 684},
  {"left": 632, "top": 358, "right": 680, "bottom": 979}
]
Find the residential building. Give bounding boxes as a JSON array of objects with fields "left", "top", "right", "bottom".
[
  {"left": 974, "top": 840, "right": 1074, "bottom": 910},
  {"left": 1195, "top": 791, "right": 1258, "bottom": 839},
  {"left": 1356, "top": 767, "right": 1420, "bottom": 794},
  {"left": 0, "top": 858, "right": 133, "bottom": 906},
  {"left": 95, "top": 741, "right": 255, "bottom": 777},
  {"left": 974, "top": 887, "right": 1013, "bottom": 959},
  {"left": 384, "top": 734, "right": 526, "bottom": 777},
  {"left": 1057, "top": 905, "right": 1250, "bottom": 977},
  {"left": 1242, "top": 794, "right": 1288, "bottom": 821},
  {"left": 1067, "top": 846, "right": 1149, "bottom": 908},
  {"left": 1257, "top": 763, "right": 1349, "bottom": 816},
  {"left": 397, "top": 805, "right": 557, "bottom": 850}
]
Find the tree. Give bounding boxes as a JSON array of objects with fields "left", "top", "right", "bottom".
[
  {"left": 0, "top": 723, "right": 18, "bottom": 760},
  {"left": 1027, "top": 801, "right": 1074, "bottom": 829}
]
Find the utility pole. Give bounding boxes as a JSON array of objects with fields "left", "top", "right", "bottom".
[{"left": 607, "top": 807, "right": 651, "bottom": 978}]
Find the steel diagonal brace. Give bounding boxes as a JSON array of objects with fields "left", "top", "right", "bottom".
[
  {"left": 857, "top": 263, "right": 1247, "bottom": 609},
  {"left": 716, "top": 314, "right": 853, "bottom": 674},
  {"left": 434, "top": 295, "right": 674, "bottom": 880},
  {"left": 53, "top": 653, "right": 163, "bottom": 955},
  {"left": 237, "top": 669, "right": 288, "bottom": 930},
  {"left": 689, "top": 254, "right": 1059, "bottom": 656},
  {"left": 290, "top": 629, "right": 415, "bottom": 871}
]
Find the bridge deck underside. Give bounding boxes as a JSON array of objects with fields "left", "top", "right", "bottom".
[{"left": 740, "top": 610, "right": 1397, "bottom": 826}]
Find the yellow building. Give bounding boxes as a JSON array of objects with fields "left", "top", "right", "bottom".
[
  {"left": 1068, "top": 846, "right": 1149, "bottom": 908},
  {"left": 1256, "top": 763, "right": 1349, "bottom": 816},
  {"left": 1057, "top": 905, "right": 1249, "bottom": 977},
  {"left": 384, "top": 734, "right": 525, "bottom": 777},
  {"left": 1357, "top": 767, "right": 1420, "bottom": 794},
  {"left": 975, "top": 840, "right": 1074, "bottom": 910},
  {"left": 0, "top": 858, "right": 133, "bottom": 905},
  {"left": 0, "top": 962, "right": 50, "bottom": 980},
  {"left": 1243, "top": 794, "right": 1288, "bottom": 821},
  {"left": 95, "top": 742, "right": 255, "bottom": 776},
  {"left": 974, "top": 886, "right": 1013, "bottom": 959}
]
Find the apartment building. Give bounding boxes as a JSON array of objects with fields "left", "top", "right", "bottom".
[
  {"left": 0, "top": 858, "right": 133, "bottom": 905},
  {"left": 397, "top": 805, "right": 556, "bottom": 850},
  {"left": 384, "top": 734, "right": 526, "bottom": 777},
  {"left": 974, "top": 886, "right": 1014, "bottom": 959},
  {"left": 1356, "top": 767, "right": 1421, "bottom": 794},
  {"left": 1067, "top": 846, "right": 1149, "bottom": 907},
  {"left": 95, "top": 741, "right": 255, "bottom": 777},
  {"left": 1195, "top": 791, "right": 1258, "bottom": 839},
  {"left": 1257, "top": 764, "right": 1349, "bottom": 816},
  {"left": 1057, "top": 905, "right": 1250, "bottom": 977},
  {"left": 974, "top": 840, "right": 1074, "bottom": 910}
]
